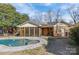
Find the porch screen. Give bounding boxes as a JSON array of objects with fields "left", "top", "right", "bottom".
[
  {"left": 25, "top": 27, "right": 29, "bottom": 36},
  {"left": 30, "top": 27, "right": 34, "bottom": 36},
  {"left": 35, "top": 27, "right": 39, "bottom": 36}
]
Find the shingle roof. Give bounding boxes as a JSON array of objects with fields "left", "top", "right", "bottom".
[{"left": 17, "top": 20, "right": 72, "bottom": 27}]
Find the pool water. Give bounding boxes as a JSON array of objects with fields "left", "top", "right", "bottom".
[{"left": 0, "top": 39, "right": 39, "bottom": 47}]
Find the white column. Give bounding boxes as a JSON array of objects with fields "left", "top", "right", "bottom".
[
  {"left": 24, "top": 27, "right": 26, "bottom": 36},
  {"left": 39, "top": 28, "right": 41, "bottom": 37},
  {"left": 34, "top": 27, "right": 35, "bottom": 36},
  {"left": 29, "top": 27, "right": 30, "bottom": 36}
]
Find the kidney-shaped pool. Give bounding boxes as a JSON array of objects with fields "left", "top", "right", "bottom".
[
  {"left": 0, "top": 37, "right": 47, "bottom": 52},
  {"left": 0, "top": 39, "right": 39, "bottom": 47}
]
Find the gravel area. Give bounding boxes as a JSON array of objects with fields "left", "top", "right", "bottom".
[{"left": 46, "top": 38, "right": 77, "bottom": 55}]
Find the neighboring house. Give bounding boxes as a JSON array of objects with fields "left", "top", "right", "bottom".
[{"left": 17, "top": 21, "right": 71, "bottom": 37}]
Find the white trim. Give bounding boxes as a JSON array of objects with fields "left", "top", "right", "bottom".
[
  {"left": 29, "top": 27, "right": 30, "bottom": 36},
  {"left": 17, "top": 23, "right": 37, "bottom": 27},
  {"left": 39, "top": 28, "right": 41, "bottom": 36},
  {"left": 34, "top": 27, "right": 35, "bottom": 36}
]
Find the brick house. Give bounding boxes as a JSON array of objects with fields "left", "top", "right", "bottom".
[{"left": 17, "top": 21, "right": 71, "bottom": 37}]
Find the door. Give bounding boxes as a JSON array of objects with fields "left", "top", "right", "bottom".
[
  {"left": 61, "top": 29, "right": 65, "bottom": 37},
  {"left": 48, "top": 27, "right": 53, "bottom": 36},
  {"left": 42, "top": 28, "right": 48, "bottom": 36}
]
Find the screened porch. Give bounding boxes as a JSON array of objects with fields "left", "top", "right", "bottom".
[{"left": 17, "top": 22, "right": 41, "bottom": 37}]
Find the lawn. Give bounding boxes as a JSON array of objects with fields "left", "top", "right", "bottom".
[{"left": 0, "top": 46, "right": 52, "bottom": 55}]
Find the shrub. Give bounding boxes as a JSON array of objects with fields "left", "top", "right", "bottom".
[{"left": 70, "top": 25, "right": 79, "bottom": 45}]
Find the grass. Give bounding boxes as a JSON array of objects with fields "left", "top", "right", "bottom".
[
  {"left": 0, "top": 46, "right": 50, "bottom": 55},
  {"left": 13, "top": 46, "right": 46, "bottom": 55}
]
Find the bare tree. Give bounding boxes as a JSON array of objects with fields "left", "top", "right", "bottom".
[
  {"left": 47, "top": 9, "right": 61, "bottom": 23},
  {"left": 67, "top": 6, "right": 79, "bottom": 24},
  {"left": 46, "top": 10, "right": 52, "bottom": 36},
  {"left": 48, "top": 10, "right": 52, "bottom": 24},
  {"left": 54, "top": 9, "right": 61, "bottom": 23},
  {"left": 47, "top": 9, "right": 61, "bottom": 36},
  {"left": 30, "top": 12, "right": 43, "bottom": 25},
  {"left": 53, "top": 9, "right": 62, "bottom": 36}
]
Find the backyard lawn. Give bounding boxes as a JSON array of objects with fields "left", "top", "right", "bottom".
[{"left": 0, "top": 46, "right": 53, "bottom": 55}]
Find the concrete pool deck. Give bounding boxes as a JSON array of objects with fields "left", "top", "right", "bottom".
[{"left": 0, "top": 37, "right": 47, "bottom": 52}]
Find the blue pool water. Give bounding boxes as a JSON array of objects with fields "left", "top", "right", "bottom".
[{"left": 0, "top": 39, "right": 39, "bottom": 47}]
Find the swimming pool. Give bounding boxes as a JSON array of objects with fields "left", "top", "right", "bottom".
[
  {"left": 0, "top": 39, "right": 39, "bottom": 47},
  {"left": 0, "top": 37, "right": 47, "bottom": 52}
]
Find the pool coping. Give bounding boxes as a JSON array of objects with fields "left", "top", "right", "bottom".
[{"left": 0, "top": 37, "right": 47, "bottom": 52}]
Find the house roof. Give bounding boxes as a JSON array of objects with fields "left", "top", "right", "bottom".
[
  {"left": 17, "top": 20, "right": 72, "bottom": 28},
  {"left": 40, "top": 21, "right": 72, "bottom": 27},
  {"left": 17, "top": 21, "right": 38, "bottom": 27}
]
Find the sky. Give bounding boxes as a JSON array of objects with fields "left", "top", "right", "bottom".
[{"left": 11, "top": 3, "right": 79, "bottom": 23}]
